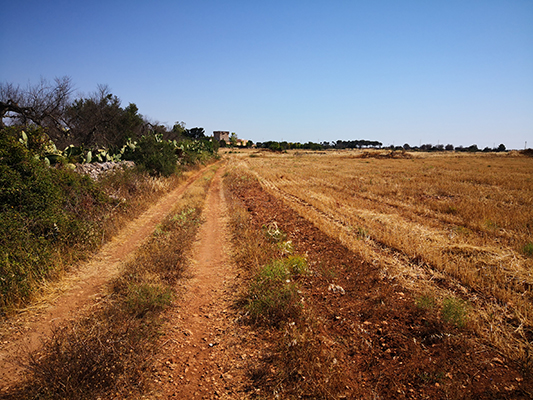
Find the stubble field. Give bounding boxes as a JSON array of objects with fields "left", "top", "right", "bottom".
[{"left": 228, "top": 149, "right": 533, "bottom": 369}]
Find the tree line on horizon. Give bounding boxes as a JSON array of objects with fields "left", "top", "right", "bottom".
[{"left": 255, "top": 139, "right": 508, "bottom": 152}]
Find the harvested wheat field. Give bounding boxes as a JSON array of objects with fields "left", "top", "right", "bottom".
[{"left": 219, "top": 149, "right": 533, "bottom": 399}]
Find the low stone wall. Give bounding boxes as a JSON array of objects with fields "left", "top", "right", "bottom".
[{"left": 75, "top": 161, "right": 135, "bottom": 180}]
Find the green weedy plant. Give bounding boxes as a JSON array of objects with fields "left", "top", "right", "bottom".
[
  {"left": 284, "top": 255, "right": 308, "bottom": 276},
  {"left": 415, "top": 294, "right": 437, "bottom": 310},
  {"left": 124, "top": 283, "right": 173, "bottom": 318},
  {"left": 441, "top": 296, "right": 469, "bottom": 327},
  {"left": 172, "top": 207, "right": 196, "bottom": 226},
  {"left": 247, "top": 256, "right": 308, "bottom": 327}
]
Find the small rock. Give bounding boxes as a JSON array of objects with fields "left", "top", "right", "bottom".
[{"left": 328, "top": 284, "right": 345, "bottom": 294}]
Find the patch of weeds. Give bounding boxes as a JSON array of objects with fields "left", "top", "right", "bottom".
[
  {"left": 277, "top": 240, "right": 293, "bottom": 255},
  {"left": 172, "top": 207, "right": 196, "bottom": 226},
  {"left": 522, "top": 242, "right": 533, "bottom": 257},
  {"left": 416, "top": 294, "right": 437, "bottom": 310},
  {"left": 16, "top": 309, "right": 154, "bottom": 400},
  {"left": 263, "top": 221, "right": 287, "bottom": 243},
  {"left": 247, "top": 256, "right": 308, "bottom": 327},
  {"left": 153, "top": 223, "right": 164, "bottom": 236},
  {"left": 441, "top": 297, "right": 469, "bottom": 328},
  {"left": 285, "top": 255, "right": 308, "bottom": 276},
  {"left": 124, "top": 283, "right": 173, "bottom": 318},
  {"left": 225, "top": 173, "right": 347, "bottom": 399}
]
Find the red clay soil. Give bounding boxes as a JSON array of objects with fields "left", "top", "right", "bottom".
[
  {"left": 0, "top": 166, "right": 212, "bottom": 392},
  {"left": 229, "top": 178, "right": 532, "bottom": 399}
]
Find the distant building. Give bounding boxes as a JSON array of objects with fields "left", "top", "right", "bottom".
[{"left": 213, "top": 131, "right": 230, "bottom": 142}]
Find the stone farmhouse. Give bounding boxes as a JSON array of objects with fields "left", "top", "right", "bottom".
[
  {"left": 213, "top": 131, "right": 230, "bottom": 142},
  {"left": 213, "top": 131, "right": 250, "bottom": 147}
]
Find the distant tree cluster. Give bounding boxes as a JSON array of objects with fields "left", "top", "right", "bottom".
[
  {"left": 254, "top": 139, "right": 508, "bottom": 153},
  {"left": 334, "top": 139, "right": 383, "bottom": 149},
  {"left": 256, "top": 141, "right": 326, "bottom": 151},
  {"left": 255, "top": 139, "right": 383, "bottom": 151},
  {"left": 400, "top": 143, "right": 506, "bottom": 152}
]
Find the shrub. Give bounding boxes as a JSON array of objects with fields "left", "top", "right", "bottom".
[
  {"left": 130, "top": 135, "right": 178, "bottom": 177},
  {"left": 0, "top": 127, "right": 112, "bottom": 312}
]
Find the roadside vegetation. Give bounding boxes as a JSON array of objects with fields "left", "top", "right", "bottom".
[
  {"left": 224, "top": 171, "right": 346, "bottom": 399},
  {"left": 5, "top": 165, "right": 217, "bottom": 399},
  {"left": 0, "top": 122, "right": 218, "bottom": 315}
]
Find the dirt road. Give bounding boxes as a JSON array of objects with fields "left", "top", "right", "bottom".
[
  {"left": 0, "top": 165, "right": 215, "bottom": 391},
  {"left": 148, "top": 164, "right": 254, "bottom": 399}
]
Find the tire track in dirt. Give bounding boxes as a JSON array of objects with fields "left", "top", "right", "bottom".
[
  {"left": 0, "top": 164, "right": 218, "bottom": 390},
  {"left": 149, "top": 164, "right": 253, "bottom": 399}
]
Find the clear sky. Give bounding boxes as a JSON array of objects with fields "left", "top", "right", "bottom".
[{"left": 1, "top": 0, "right": 532, "bottom": 149}]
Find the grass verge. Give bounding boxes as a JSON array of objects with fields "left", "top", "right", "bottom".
[{"left": 224, "top": 169, "right": 345, "bottom": 399}]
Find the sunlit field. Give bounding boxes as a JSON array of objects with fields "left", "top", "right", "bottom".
[{"left": 229, "top": 149, "right": 533, "bottom": 366}]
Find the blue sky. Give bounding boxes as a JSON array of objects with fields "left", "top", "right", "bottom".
[{"left": 1, "top": 1, "right": 532, "bottom": 149}]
